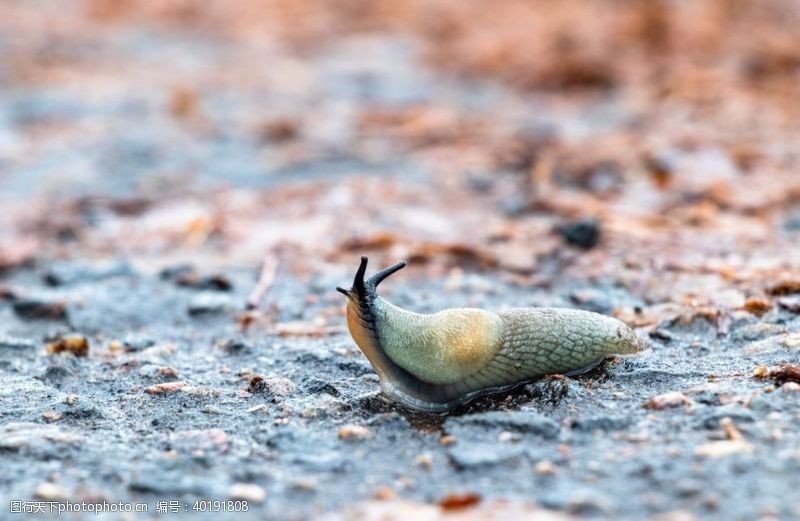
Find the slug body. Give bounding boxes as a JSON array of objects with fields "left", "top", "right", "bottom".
[{"left": 337, "top": 257, "right": 643, "bottom": 413}]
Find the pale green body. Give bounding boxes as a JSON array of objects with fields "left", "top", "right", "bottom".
[{"left": 349, "top": 296, "right": 643, "bottom": 412}]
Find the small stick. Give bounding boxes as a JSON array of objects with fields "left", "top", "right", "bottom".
[
  {"left": 720, "top": 417, "right": 743, "bottom": 441},
  {"left": 246, "top": 256, "right": 278, "bottom": 310}
]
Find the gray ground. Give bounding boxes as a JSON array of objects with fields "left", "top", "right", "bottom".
[{"left": 1, "top": 260, "right": 799, "bottom": 520}]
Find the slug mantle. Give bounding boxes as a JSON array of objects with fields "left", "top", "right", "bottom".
[{"left": 337, "top": 257, "right": 644, "bottom": 413}]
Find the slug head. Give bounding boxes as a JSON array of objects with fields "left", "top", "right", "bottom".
[
  {"left": 336, "top": 256, "right": 408, "bottom": 385},
  {"left": 336, "top": 256, "right": 406, "bottom": 303}
]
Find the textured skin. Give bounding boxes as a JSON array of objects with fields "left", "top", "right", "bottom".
[
  {"left": 345, "top": 297, "right": 643, "bottom": 413},
  {"left": 475, "top": 308, "right": 640, "bottom": 388}
]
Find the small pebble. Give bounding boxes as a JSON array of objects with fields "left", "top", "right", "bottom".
[
  {"left": 440, "top": 435, "right": 457, "bottom": 446},
  {"left": 643, "top": 391, "right": 693, "bottom": 410},
  {"left": 373, "top": 486, "right": 397, "bottom": 501},
  {"left": 780, "top": 381, "right": 800, "bottom": 392},
  {"left": 159, "top": 366, "right": 179, "bottom": 378},
  {"left": 534, "top": 459, "right": 556, "bottom": 475},
  {"left": 34, "top": 482, "right": 69, "bottom": 500},
  {"left": 415, "top": 454, "right": 433, "bottom": 470},
  {"left": 557, "top": 217, "right": 601, "bottom": 249},
  {"left": 41, "top": 410, "right": 62, "bottom": 422},
  {"left": 121, "top": 335, "right": 156, "bottom": 352},
  {"left": 245, "top": 375, "right": 266, "bottom": 394},
  {"left": 753, "top": 365, "right": 769, "bottom": 379},
  {"left": 220, "top": 339, "right": 252, "bottom": 353},
  {"left": 291, "top": 478, "right": 317, "bottom": 492},
  {"left": 188, "top": 293, "right": 233, "bottom": 316},
  {"left": 264, "top": 377, "right": 295, "bottom": 397},
  {"left": 181, "top": 386, "right": 218, "bottom": 397},
  {"left": 498, "top": 431, "right": 521, "bottom": 443},
  {"left": 139, "top": 365, "right": 179, "bottom": 379},
  {"left": 701, "top": 494, "right": 719, "bottom": 510},
  {"left": 45, "top": 335, "right": 89, "bottom": 357},
  {"left": 338, "top": 424, "right": 372, "bottom": 441},
  {"left": 245, "top": 376, "right": 295, "bottom": 397},
  {"left": 228, "top": 483, "right": 266, "bottom": 503}
]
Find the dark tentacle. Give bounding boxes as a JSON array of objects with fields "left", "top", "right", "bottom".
[
  {"left": 352, "top": 256, "right": 369, "bottom": 296},
  {"left": 339, "top": 256, "right": 406, "bottom": 300},
  {"left": 368, "top": 261, "right": 406, "bottom": 288}
]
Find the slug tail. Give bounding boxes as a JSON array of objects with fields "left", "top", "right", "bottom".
[{"left": 631, "top": 329, "right": 651, "bottom": 353}]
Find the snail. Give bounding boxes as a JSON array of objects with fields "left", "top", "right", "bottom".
[{"left": 337, "top": 257, "right": 645, "bottom": 413}]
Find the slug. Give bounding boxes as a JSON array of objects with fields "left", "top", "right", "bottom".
[{"left": 337, "top": 257, "right": 644, "bottom": 413}]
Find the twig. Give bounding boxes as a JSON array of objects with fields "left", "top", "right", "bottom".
[{"left": 246, "top": 255, "right": 278, "bottom": 310}]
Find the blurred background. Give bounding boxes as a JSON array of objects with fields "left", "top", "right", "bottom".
[{"left": 2, "top": 0, "right": 799, "bottom": 286}]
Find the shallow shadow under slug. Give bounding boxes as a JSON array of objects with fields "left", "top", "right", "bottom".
[{"left": 337, "top": 257, "right": 645, "bottom": 413}]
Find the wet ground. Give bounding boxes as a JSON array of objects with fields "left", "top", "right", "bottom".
[{"left": 2, "top": 1, "right": 800, "bottom": 520}]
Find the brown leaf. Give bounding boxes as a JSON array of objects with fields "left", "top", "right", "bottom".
[
  {"left": 768, "top": 363, "right": 800, "bottom": 384},
  {"left": 259, "top": 117, "right": 300, "bottom": 143},
  {"left": 408, "top": 242, "right": 498, "bottom": 269},
  {"left": 340, "top": 232, "right": 397, "bottom": 251},
  {"left": 45, "top": 335, "right": 89, "bottom": 357},
  {"left": 743, "top": 297, "right": 772, "bottom": 315},
  {"left": 439, "top": 493, "right": 481, "bottom": 511},
  {"left": 767, "top": 279, "right": 800, "bottom": 296},
  {"left": 144, "top": 381, "right": 189, "bottom": 395}
]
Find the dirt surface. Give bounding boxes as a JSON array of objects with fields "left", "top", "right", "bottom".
[{"left": 2, "top": 1, "right": 800, "bottom": 520}]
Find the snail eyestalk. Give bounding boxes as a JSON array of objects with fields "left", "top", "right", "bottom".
[
  {"left": 344, "top": 256, "right": 407, "bottom": 301},
  {"left": 368, "top": 261, "right": 406, "bottom": 289},
  {"left": 351, "top": 256, "right": 369, "bottom": 297},
  {"left": 337, "top": 256, "right": 645, "bottom": 413}
]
